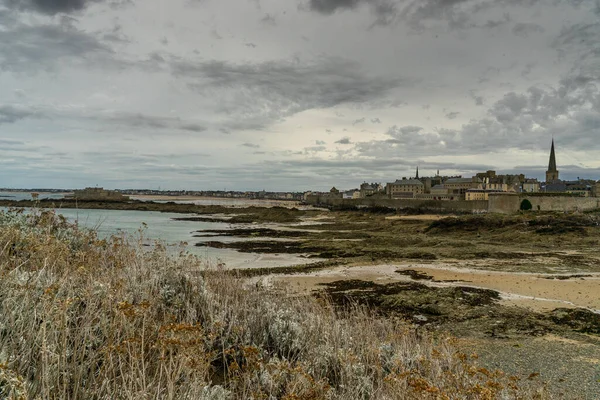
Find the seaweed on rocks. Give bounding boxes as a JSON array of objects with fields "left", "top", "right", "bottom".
[{"left": 549, "top": 308, "right": 600, "bottom": 334}]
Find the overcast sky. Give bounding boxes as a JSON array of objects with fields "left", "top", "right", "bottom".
[{"left": 1, "top": 0, "right": 599, "bottom": 190}]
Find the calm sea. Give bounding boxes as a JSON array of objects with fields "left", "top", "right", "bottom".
[{"left": 0, "top": 192, "right": 317, "bottom": 269}]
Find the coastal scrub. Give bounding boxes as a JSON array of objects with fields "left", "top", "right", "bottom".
[{"left": 0, "top": 209, "right": 547, "bottom": 399}]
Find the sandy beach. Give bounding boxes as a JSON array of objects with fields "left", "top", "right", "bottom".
[{"left": 270, "top": 262, "right": 600, "bottom": 313}]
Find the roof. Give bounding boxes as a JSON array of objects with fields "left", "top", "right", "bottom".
[
  {"left": 445, "top": 178, "right": 480, "bottom": 184},
  {"left": 390, "top": 179, "right": 424, "bottom": 186},
  {"left": 431, "top": 184, "right": 445, "bottom": 189}
]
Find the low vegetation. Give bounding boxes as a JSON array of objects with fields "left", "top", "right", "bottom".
[{"left": 0, "top": 209, "right": 548, "bottom": 399}]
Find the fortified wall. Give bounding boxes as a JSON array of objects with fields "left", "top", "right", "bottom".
[
  {"left": 307, "top": 194, "right": 600, "bottom": 214},
  {"left": 488, "top": 194, "right": 600, "bottom": 214},
  {"left": 305, "top": 195, "right": 489, "bottom": 213}
]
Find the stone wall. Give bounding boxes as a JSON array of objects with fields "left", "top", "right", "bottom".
[
  {"left": 308, "top": 193, "right": 600, "bottom": 214},
  {"left": 305, "top": 195, "right": 488, "bottom": 213},
  {"left": 489, "top": 193, "right": 600, "bottom": 214}
]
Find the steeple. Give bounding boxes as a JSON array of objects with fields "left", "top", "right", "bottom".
[
  {"left": 415, "top": 166, "right": 419, "bottom": 179},
  {"left": 548, "top": 139, "right": 556, "bottom": 171},
  {"left": 545, "top": 139, "right": 559, "bottom": 183}
]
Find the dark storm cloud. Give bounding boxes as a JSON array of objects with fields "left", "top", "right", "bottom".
[
  {"left": 173, "top": 57, "right": 408, "bottom": 130},
  {"left": 4, "top": 0, "right": 90, "bottom": 14},
  {"left": 2, "top": 0, "right": 130, "bottom": 15},
  {"left": 307, "top": 0, "right": 363, "bottom": 14}
]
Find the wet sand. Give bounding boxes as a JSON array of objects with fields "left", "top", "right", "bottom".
[
  {"left": 385, "top": 215, "right": 445, "bottom": 221},
  {"left": 270, "top": 262, "right": 600, "bottom": 313}
]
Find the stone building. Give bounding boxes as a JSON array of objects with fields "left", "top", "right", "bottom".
[
  {"left": 444, "top": 177, "right": 482, "bottom": 196},
  {"left": 386, "top": 178, "right": 424, "bottom": 198},
  {"left": 522, "top": 179, "right": 540, "bottom": 193},
  {"left": 71, "top": 187, "right": 129, "bottom": 201},
  {"left": 360, "top": 182, "right": 382, "bottom": 198},
  {"left": 465, "top": 189, "right": 505, "bottom": 201},
  {"left": 430, "top": 184, "right": 448, "bottom": 195}
]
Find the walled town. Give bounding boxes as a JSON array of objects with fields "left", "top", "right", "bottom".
[{"left": 306, "top": 140, "right": 600, "bottom": 214}]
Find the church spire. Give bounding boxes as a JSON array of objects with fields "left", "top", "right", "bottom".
[
  {"left": 545, "top": 139, "right": 559, "bottom": 183},
  {"left": 415, "top": 166, "right": 419, "bottom": 179},
  {"left": 548, "top": 138, "right": 557, "bottom": 172}
]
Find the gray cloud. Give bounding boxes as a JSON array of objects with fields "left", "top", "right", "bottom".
[
  {"left": 352, "top": 117, "right": 365, "bottom": 125},
  {"left": 241, "top": 142, "right": 260, "bottom": 148},
  {"left": 445, "top": 111, "right": 460, "bottom": 119},
  {"left": 261, "top": 13, "right": 277, "bottom": 25},
  {"left": 180, "top": 123, "right": 207, "bottom": 132},
  {"left": 304, "top": 0, "right": 585, "bottom": 31},
  {"left": 371, "top": 117, "right": 381, "bottom": 123},
  {"left": 316, "top": 140, "right": 326, "bottom": 145},
  {"left": 512, "top": 22, "right": 545, "bottom": 37},
  {"left": 0, "top": 104, "right": 208, "bottom": 134},
  {"left": 304, "top": 145, "right": 327, "bottom": 152},
  {"left": 470, "top": 91, "right": 484, "bottom": 106},
  {"left": 335, "top": 136, "right": 352, "bottom": 144},
  {"left": 0, "top": 21, "right": 115, "bottom": 72},
  {"left": 174, "top": 57, "right": 407, "bottom": 130},
  {"left": 0, "top": 105, "right": 40, "bottom": 124}
]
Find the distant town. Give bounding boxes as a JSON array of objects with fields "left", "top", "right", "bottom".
[{"left": 312, "top": 140, "right": 600, "bottom": 201}]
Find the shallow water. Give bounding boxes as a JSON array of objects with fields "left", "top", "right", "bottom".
[
  {"left": 0, "top": 205, "right": 317, "bottom": 269},
  {"left": 0, "top": 191, "right": 66, "bottom": 201}
]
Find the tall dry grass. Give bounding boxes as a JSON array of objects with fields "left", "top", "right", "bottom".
[{"left": 0, "top": 208, "right": 548, "bottom": 399}]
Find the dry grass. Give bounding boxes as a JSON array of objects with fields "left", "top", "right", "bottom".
[{"left": 0, "top": 208, "right": 549, "bottom": 399}]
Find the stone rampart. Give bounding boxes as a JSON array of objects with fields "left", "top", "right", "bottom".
[
  {"left": 305, "top": 195, "right": 488, "bottom": 213},
  {"left": 489, "top": 193, "right": 600, "bottom": 214},
  {"left": 308, "top": 193, "right": 600, "bottom": 214}
]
